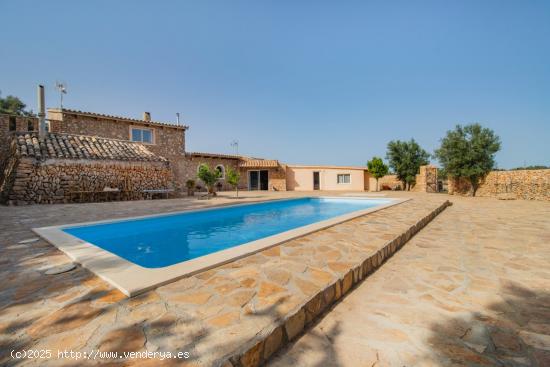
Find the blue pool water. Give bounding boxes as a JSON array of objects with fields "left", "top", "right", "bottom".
[{"left": 63, "top": 197, "right": 389, "bottom": 268}]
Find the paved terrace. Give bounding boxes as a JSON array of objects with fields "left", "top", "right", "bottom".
[
  {"left": 270, "top": 196, "right": 550, "bottom": 366},
  {"left": 0, "top": 191, "right": 448, "bottom": 366}
]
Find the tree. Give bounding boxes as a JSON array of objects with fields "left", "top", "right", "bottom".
[
  {"left": 196, "top": 164, "right": 221, "bottom": 196},
  {"left": 434, "top": 124, "right": 500, "bottom": 196},
  {"left": 367, "top": 157, "right": 389, "bottom": 191},
  {"left": 386, "top": 139, "right": 430, "bottom": 190},
  {"left": 226, "top": 167, "right": 241, "bottom": 197},
  {"left": 0, "top": 93, "right": 32, "bottom": 116}
]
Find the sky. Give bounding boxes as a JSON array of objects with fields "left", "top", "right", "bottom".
[{"left": 1, "top": 0, "right": 549, "bottom": 169}]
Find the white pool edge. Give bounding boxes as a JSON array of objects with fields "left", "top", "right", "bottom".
[{"left": 33, "top": 196, "right": 409, "bottom": 297}]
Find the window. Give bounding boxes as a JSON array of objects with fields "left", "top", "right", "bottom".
[
  {"left": 337, "top": 174, "right": 351, "bottom": 184},
  {"left": 27, "top": 119, "right": 34, "bottom": 131},
  {"left": 215, "top": 165, "right": 225, "bottom": 179},
  {"left": 9, "top": 116, "right": 16, "bottom": 131},
  {"left": 130, "top": 127, "right": 154, "bottom": 144}
]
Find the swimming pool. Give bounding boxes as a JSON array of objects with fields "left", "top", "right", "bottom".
[
  {"left": 34, "top": 196, "right": 404, "bottom": 296},
  {"left": 63, "top": 197, "right": 390, "bottom": 268}
]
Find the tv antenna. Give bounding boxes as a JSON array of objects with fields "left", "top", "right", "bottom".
[
  {"left": 55, "top": 81, "right": 68, "bottom": 109},
  {"left": 230, "top": 140, "right": 239, "bottom": 155}
]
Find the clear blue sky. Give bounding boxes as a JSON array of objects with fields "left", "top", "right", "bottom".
[{"left": 2, "top": 0, "right": 549, "bottom": 168}]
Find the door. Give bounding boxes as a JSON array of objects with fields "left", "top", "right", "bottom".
[
  {"left": 260, "top": 170, "right": 269, "bottom": 190},
  {"left": 249, "top": 171, "right": 259, "bottom": 190},
  {"left": 249, "top": 170, "right": 269, "bottom": 190},
  {"left": 313, "top": 171, "right": 320, "bottom": 190}
]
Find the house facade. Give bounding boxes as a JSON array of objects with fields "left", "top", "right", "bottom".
[
  {"left": 1, "top": 108, "right": 372, "bottom": 204},
  {"left": 286, "top": 165, "right": 370, "bottom": 191}
]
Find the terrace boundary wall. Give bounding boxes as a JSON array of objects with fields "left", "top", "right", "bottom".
[
  {"left": 448, "top": 169, "right": 550, "bottom": 201},
  {"left": 225, "top": 199, "right": 451, "bottom": 367}
]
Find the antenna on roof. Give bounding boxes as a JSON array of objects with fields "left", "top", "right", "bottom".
[
  {"left": 55, "top": 81, "right": 68, "bottom": 109},
  {"left": 230, "top": 140, "right": 239, "bottom": 155}
]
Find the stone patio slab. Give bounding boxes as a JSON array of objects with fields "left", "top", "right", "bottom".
[{"left": 0, "top": 192, "right": 449, "bottom": 366}]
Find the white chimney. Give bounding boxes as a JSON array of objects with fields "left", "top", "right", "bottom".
[{"left": 143, "top": 112, "right": 151, "bottom": 121}]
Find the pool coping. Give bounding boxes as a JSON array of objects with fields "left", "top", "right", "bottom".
[{"left": 33, "top": 196, "right": 408, "bottom": 297}]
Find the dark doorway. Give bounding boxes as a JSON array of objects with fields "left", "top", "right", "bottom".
[
  {"left": 313, "top": 171, "right": 320, "bottom": 190},
  {"left": 260, "top": 170, "right": 269, "bottom": 190},
  {"left": 248, "top": 170, "right": 269, "bottom": 190}
]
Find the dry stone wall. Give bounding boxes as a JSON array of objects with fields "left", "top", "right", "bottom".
[
  {"left": 48, "top": 111, "right": 187, "bottom": 188},
  {"left": 267, "top": 166, "right": 287, "bottom": 191},
  {"left": 378, "top": 174, "right": 403, "bottom": 190},
  {"left": 0, "top": 114, "right": 38, "bottom": 147},
  {"left": 448, "top": 169, "right": 550, "bottom": 201},
  {"left": 411, "top": 165, "right": 438, "bottom": 193},
  {"left": 180, "top": 156, "right": 246, "bottom": 191},
  {"left": 5, "top": 158, "right": 173, "bottom": 205}
]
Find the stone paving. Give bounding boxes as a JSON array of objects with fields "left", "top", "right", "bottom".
[
  {"left": 269, "top": 196, "right": 550, "bottom": 367},
  {"left": 0, "top": 191, "right": 448, "bottom": 366}
]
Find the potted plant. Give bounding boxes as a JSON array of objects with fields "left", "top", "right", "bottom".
[
  {"left": 185, "top": 179, "right": 195, "bottom": 196},
  {"left": 196, "top": 164, "right": 221, "bottom": 196}
]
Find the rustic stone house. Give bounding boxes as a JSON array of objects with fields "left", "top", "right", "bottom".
[
  {"left": 0, "top": 131, "right": 172, "bottom": 204},
  {"left": 47, "top": 108, "right": 189, "bottom": 186},
  {"left": 0, "top": 106, "right": 382, "bottom": 205}
]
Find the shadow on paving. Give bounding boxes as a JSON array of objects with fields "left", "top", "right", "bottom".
[{"left": 424, "top": 282, "right": 550, "bottom": 366}]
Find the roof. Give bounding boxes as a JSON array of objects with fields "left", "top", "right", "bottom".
[
  {"left": 48, "top": 108, "right": 188, "bottom": 130},
  {"left": 15, "top": 132, "right": 168, "bottom": 162},
  {"left": 239, "top": 159, "right": 280, "bottom": 168},
  {"left": 286, "top": 164, "right": 368, "bottom": 171},
  {"left": 189, "top": 151, "right": 243, "bottom": 160}
]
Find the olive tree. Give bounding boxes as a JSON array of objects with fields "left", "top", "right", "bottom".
[
  {"left": 197, "top": 164, "right": 221, "bottom": 196},
  {"left": 367, "top": 156, "right": 389, "bottom": 191},
  {"left": 434, "top": 124, "right": 501, "bottom": 196},
  {"left": 226, "top": 167, "right": 241, "bottom": 197},
  {"left": 386, "top": 139, "right": 430, "bottom": 190}
]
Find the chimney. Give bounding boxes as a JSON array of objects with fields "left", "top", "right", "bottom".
[
  {"left": 38, "top": 85, "right": 46, "bottom": 139},
  {"left": 143, "top": 112, "right": 151, "bottom": 121}
]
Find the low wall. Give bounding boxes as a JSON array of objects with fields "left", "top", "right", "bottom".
[
  {"left": 448, "top": 169, "right": 550, "bottom": 201},
  {"left": 5, "top": 158, "right": 173, "bottom": 205},
  {"left": 411, "top": 165, "right": 438, "bottom": 193},
  {"left": 378, "top": 175, "right": 402, "bottom": 190}
]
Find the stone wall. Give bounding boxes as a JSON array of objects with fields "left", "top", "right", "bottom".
[
  {"left": 4, "top": 157, "right": 173, "bottom": 205},
  {"left": 47, "top": 113, "right": 185, "bottom": 157},
  {"left": 411, "top": 165, "right": 438, "bottom": 193},
  {"left": 180, "top": 156, "right": 246, "bottom": 191},
  {"left": 266, "top": 165, "right": 287, "bottom": 191},
  {"left": 448, "top": 169, "right": 550, "bottom": 201},
  {"left": 378, "top": 174, "right": 403, "bottom": 190},
  {"left": 0, "top": 114, "right": 38, "bottom": 147},
  {"left": 47, "top": 110, "right": 187, "bottom": 188},
  {"left": 0, "top": 138, "right": 20, "bottom": 203}
]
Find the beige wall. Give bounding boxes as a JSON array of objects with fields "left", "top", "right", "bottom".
[{"left": 286, "top": 166, "right": 367, "bottom": 191}]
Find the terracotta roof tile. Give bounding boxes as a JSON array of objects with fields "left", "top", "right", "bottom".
[
  {"left": 239, "top": 159, "right": 280, "bottom": 168},
  {"left": 189, "top": 151, "right": 244, "bottom": 160},
  {"left": 15, "top": 132, "right": 167, "bottom": 162}
]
